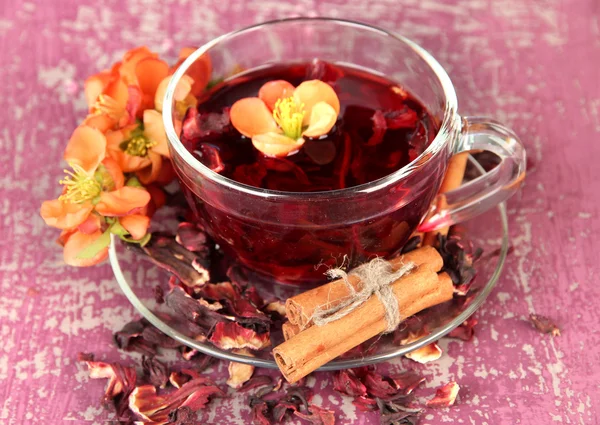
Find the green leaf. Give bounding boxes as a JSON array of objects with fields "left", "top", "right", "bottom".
[
  {"left": 120, "top": 232, "right": 152, "bottom": 246},
  {"left": 110, "top": 221, "right": 130, "bottom": 237},
  {"left": 76, "top": 228, "right": 111, "bottom": 259}
]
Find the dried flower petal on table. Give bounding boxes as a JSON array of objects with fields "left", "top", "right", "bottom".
[
  {"left": 142, "top": 356, "right": 169, "bottom": 388},
  {"left": 113, "top": 318, "right": 158, "bottom": 356},
  {"left": 363, "top": 371, "right": 400, "bottom": 400},
  {"left": 209, "top": 322, "right": 270, "bottom": 350},
  {"left": 426, "top": 381, "right": 460, "bottom": 408},
  {"left": 239, "top": 375, "right": 274, "bottom": 393},
  {"left": 129, "top": 377, "right": 225, "bottom": 422},
  {"left": 294, "top": 404, "right": 336, "bottom": 425},
  {"left": 352, "top": 396, "right": 378, "bottom": 412},
  {"left": 167, "top": 406, "right": 196, "bottom": 425},
  {"left": 131, "top": 235, "right": 210, "bottom": 289},
  {"left": 333, "top": 369, "right": 368, "bottom": 398},
  {"left": 390, "top": 371, "right": 425, "bottom": 395},
  {"left": 448, "top": 317, "right": 478, "bottom": 341},
  {"left": 165, "top": 287, "right": 223, "bottom": 330},
  {"left": 529, "top": 313, "right": 561, "bottom": 336},
  {"left": 227, "top": 349, "right": 255, "bottom": 389}
]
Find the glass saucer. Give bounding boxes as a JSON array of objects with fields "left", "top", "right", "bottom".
[{"left": 109, "top": 156, "right": 508, "bottom": 370}]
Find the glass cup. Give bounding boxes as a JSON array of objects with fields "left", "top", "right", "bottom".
[{"left": 163, "top": 18, "right": 526, "bottom": 286}]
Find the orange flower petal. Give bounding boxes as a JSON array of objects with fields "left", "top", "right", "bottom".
[
  {"left": 293, "top": 80, "right": 340, "bottom": 125},
  {"left": 105, "top": 129, "right": 152, "bottom": 173},
  {"left": 230, "top": 97, "right": 278, "bottom": 138},
  {"left": 119, "top": 214, "right": 151, "bottom": 240},
  {"left": 41, "top": 199, "right": 94, "bottom": 230},
  {"left": 104, "top": 77, "right": 129, "bottom": 112},
  {"left": 251, "top": 132, "right": 305, "bottom": 157},
  {"left": 84, "top": 71, "right": 112, "bottom": 109},
  {"left": 136, "top": 57, "right": 170, "bottom": 110},
  {"left": 63, "top": 230, "right": 109, "bottom": 267},
  {"left": 155, "top": 75, "right": 194, "bottom": 113},
  {"left": 95, "top": 187, "right": 151, "bottom": 217},
  {"left": 101, "top": 157, "right": 125, "bottom": 190},
  {"left": 172, "top": 49, "right": 212, "bottom": 96},
  {"left": 143, "top": 109, "right": 169, "bottom": 157},
  {"left": 119, "top": 46, "right": 158, "bottom": 85},
  {"left": 302, "top": 101, "right": 338, "bottom": 137},
  {"left": 64, "top": 126, "right": 107, "bottom": 173},
  {"left": 83, "top": 114, "right": 113, "bottom": 133},
  {"left": 137, "top": 151, "right": 163, "bottom": 185},
  {"left": 258, "top": 80, "right": 295, "bottom": 110},
  {"left": 78, "top": 213, "right": 103, "bottom": 234}
]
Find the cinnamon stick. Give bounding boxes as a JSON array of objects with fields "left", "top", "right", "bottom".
[
  {"left": 286, "top": 246, "right": 442, "bottom": 328},
  {"left": 423, "top": 153, "right": 469, "bottom": 246},
  {"left": 282, "top": 322, "right": 300, "bottom": 341},
  {"left": 274, "top": 269, "right": 454, "bottom": 383}
]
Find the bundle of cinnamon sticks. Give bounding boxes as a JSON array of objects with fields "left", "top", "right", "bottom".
[
  {"left": 273, "top": 246, "right": 453, "bottom": 383},
  {"left": 273, "top": 154, "right": 469, "bottom": 383}
]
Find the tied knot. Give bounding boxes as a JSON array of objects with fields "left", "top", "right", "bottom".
[{"left": 312, "top": 258, "right": 416, "bottom": 332}]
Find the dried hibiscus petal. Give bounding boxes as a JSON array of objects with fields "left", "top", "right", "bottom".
[
  {"left": 390, "top": 371, "right": 425, "bottom": 395},
  {"left": 209, "top": 322, "right": 270, "bottom": 350},
  {"left": 169, "top": 371, "right": 191, "bottom": 389},
  {"left": 252, "top": 401, "right": 273, "bottom": 425},
  {"left": 333, "top": 369, "right": 367, "bottom": 397},
  {"left": 167, "top": 406, "right": 196, "bottom": 425},
  {"left": 384, "top": 107, "right": 418, "bottom": 129},
  {"left": 142, "top": 356, "right": 169, "bottom": 388},
  {"left": 294, "top": 404, "right": 336, "bottom": 425},
  {"left": 196, "top": 143, "right": 225, "bottom": 173},
  {"left": 113, "top": 318, "right": 157, "bottom": 356},
  {"left": 165, "top": 287, "right": 223, "bottom": 330},
  {"left": 305, "top": 58, "right": 344, "bottom": 84},
  {"left": 426, "top": 381, "right": 460, "bottom": 408},
  {"left": 448, "top": 317, "right": 478, "bottom": 341},
  {"left": 363, "top": 372, "right": 399, "bottom": 400},
  {"left": 226, "top": 349, "right": 255, "bottom": 389},
  {"left": 273, "top": 400, "right": 298, "bottom": 423},
  {"left": 198, "top": 282, "right": 270, "bottom": 328},
  {"left": 81, "top": 359, "right": 137, "bottom": 403},
  {"left": 176, "top": 222, "right": 210, "bottom": 256},
  {"left": 367, "top": 110, "right": 387, "bottom": 146},
  {"left": 529, "top": 313, "right": 560, "bottom": 336},
  {"left": 240, "top": 375, "right": 274, "bottom": 392},
  {"left": 131, "top": 235, "right": 210, "bottom": 290},
  {"left": 130, "top": 377, "right": 225, "bottom": 422},
  {"left": 404, "top": 343, "right": 442, "bottom": 364},
  {"left": 352, "top": 396, "right": 378, "bottom": 412},
  {"left": 181, "top": 108, "right": 231, "bottom": 140}
]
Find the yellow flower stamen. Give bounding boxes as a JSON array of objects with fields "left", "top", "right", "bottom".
[
  {"left": 273, "top": 97, "right": 305, "bottom": 140},
  {"left": 122, "top": 135, "right": 157, "bottom": 157},
  {"left": 92, "top": 94, "right": 123, "bottom": 119},
  {"left": 58, "top": 163, "right": 102, "bottom": 204}
]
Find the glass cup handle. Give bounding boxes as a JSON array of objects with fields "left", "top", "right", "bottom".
[{"left": 418, "top": 116, "right": 527, "bottom": 232}]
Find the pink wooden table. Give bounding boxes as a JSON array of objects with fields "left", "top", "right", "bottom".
[{"left": 1, "top": 0, "right": 599, "bottom": 423}]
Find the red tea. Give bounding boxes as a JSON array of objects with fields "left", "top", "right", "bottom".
[{"left": 179, "top": 61, "right": 440, "bottom": 285}]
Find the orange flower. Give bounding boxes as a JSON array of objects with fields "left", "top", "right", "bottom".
[
  {"left": 83, "top": 47, "right": 169, "bottom": 132},
  {"left": 41, "top": 125, "right": 152, "bottom": 266},
  {"left": 230, "top": 80, "right": 340, "bottom": 157},
  {"left": 154, "top": 74, "right": 196, "bottom": 116},
  {"left": 106, "top": 109, "right": 169, "bottom": 184},
  {"left": 171, "top": 47, "right": 212, "bottom": 97}
]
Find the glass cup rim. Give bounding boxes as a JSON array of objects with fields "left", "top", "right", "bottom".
[{"left": 162, "top": 17, "right": 459, "bottom": 199}]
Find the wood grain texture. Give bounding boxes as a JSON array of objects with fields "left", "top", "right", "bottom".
[{"left": 0, "top": 0, "right": 599, "bottom": 423}]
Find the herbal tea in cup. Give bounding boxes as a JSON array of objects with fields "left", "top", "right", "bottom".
[{"left": 163, "top": 18, "right": 526, "bottom": 286}]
